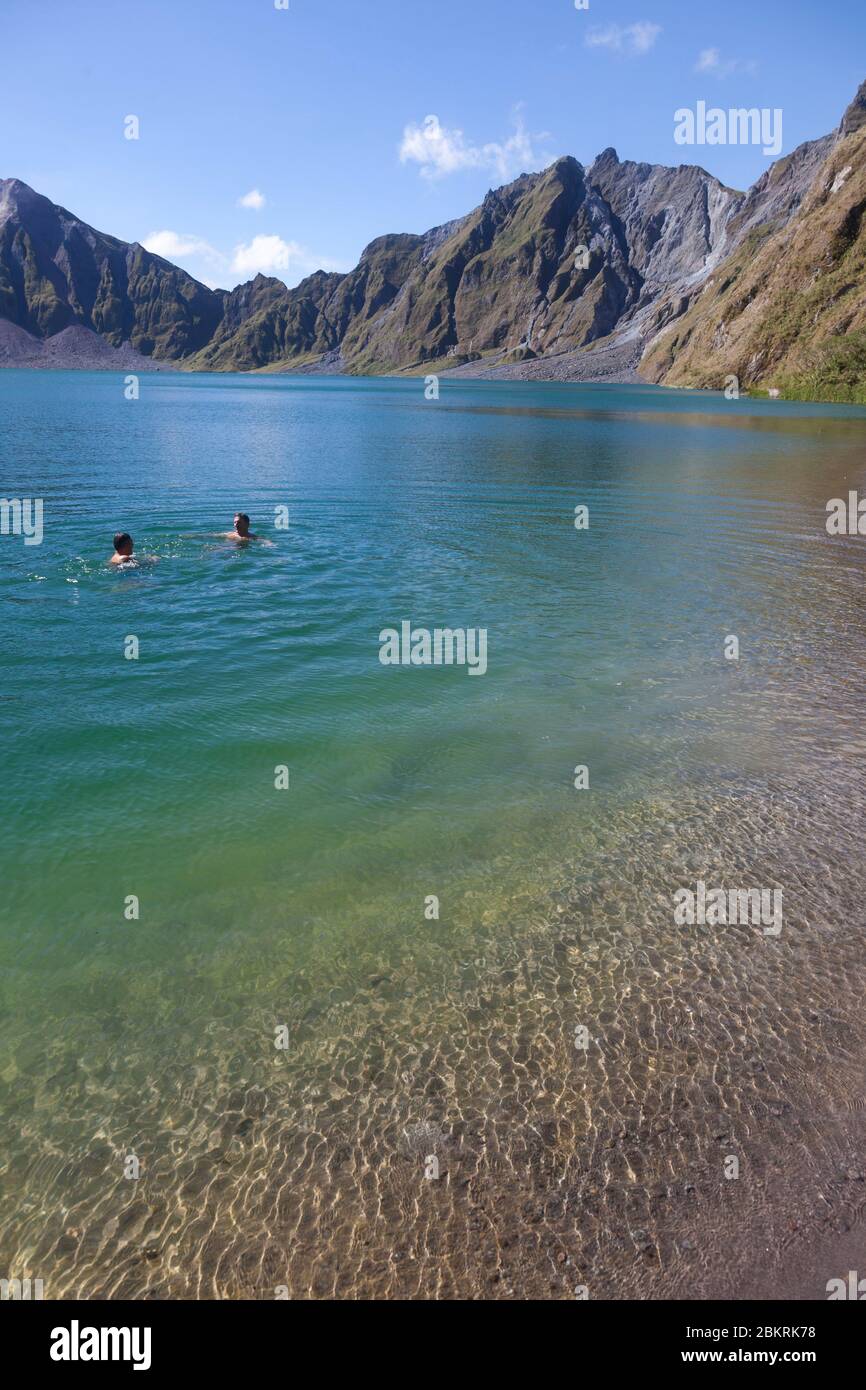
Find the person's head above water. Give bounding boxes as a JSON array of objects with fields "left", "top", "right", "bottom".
[
  {"left": 234, "top": 513, "right": 251, "bottom": 537},
  {"left": 113, "top": 532, "right": 134, "bottom": 556}
]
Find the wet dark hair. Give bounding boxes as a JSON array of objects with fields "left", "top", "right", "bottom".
[
  {"left": 235, "top": 513, "right": 250, "bottom": 527},
  {"left": 114, "top": 532, "right": 133, "bottom": 552}
]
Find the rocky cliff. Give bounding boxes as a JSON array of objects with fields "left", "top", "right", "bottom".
[
  {"left": 640, "top": 83, "right": 866, "bottom": 401},
  {"left": 1, "top": 80, "right": 863, "bottom": 400},
  {"left": 0, "top": 178, "right": 224, "bottom": 358}
]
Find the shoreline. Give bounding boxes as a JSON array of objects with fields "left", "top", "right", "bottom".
[
  {"left": 1, "top": 342, "right": 859, "bottom": 405},
  {"left": 5, "top": 769, "right": 865, "bottom": 1301}
]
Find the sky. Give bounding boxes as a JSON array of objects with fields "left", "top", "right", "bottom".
[{"left": 1, "top": 0, "right": 864, "bottom": 291}]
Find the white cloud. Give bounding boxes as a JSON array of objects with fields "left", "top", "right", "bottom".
[
  {"left": 399, "top": 110, "right": 549, "bottom": 182},
  {"left": 142, "top": 226, "right": 346, "bottom": 289},
  {"left": 231, "top": 234, "right": 302, "bottom": 276},
  {"left": 231, "top": 234, "right": 347, "bottom": 280},
  {"left": 695, "top": 48, "right": 758, "bottom": 78},
  {"left": 696, "top": 47, "right": 720, "bottom": 72},
  {"left": 238, "top": 188, "right": 265, "bottom": 210},
  {"left": 142, "top": 230, "right": 222, "bottom": 265},
  {"left": 585, "top": 22, "right": 662, "bottom": 55}
]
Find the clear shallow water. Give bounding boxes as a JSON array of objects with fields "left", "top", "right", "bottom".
[{"left": 2, "top": 371, "right": 866, "bottom": 1299}]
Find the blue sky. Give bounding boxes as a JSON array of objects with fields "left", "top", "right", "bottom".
[{"left": 2, "top": 0, "right": 863, "bottom": 290}]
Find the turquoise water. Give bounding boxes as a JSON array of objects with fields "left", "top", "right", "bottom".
[{"left": 2, "top": 371, "right": 866, "bottom": 1299}]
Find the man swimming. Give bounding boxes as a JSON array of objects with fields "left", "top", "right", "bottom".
[
  {"left": 109, "top": 532, "right": 135, "bottom": 565},
  {"left": 222, "top": 513, "right": 262, "bottom": 542}
]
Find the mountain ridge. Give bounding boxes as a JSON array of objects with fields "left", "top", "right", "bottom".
[{"left": 1, "top": 79, "right": 864, "bottom": 400}]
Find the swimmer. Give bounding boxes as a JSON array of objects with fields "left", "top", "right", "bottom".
[
  {"left": 108, "top": 532, "right": 158, "bottom": 566},
  {"left": 222, "top": 512, "right": 259, "bottom": 541},
  {"left": 219, "top": 513, "right": 272, "bottom": 545},
  {"left": 109, "top": 532, "right": 135, "bottom": 566}
]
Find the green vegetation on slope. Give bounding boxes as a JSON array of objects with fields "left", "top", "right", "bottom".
[{"left": 641, "top": 123, "right": 866, "bottom": 404}]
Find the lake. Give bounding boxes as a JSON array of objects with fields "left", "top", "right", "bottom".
[{"left": 1, "top": 370, "right": 866, "bottom": 1299}]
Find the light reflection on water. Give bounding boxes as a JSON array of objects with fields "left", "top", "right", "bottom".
[{"left": 1, "top": 372, "right": 865, "bottom": 1298}]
